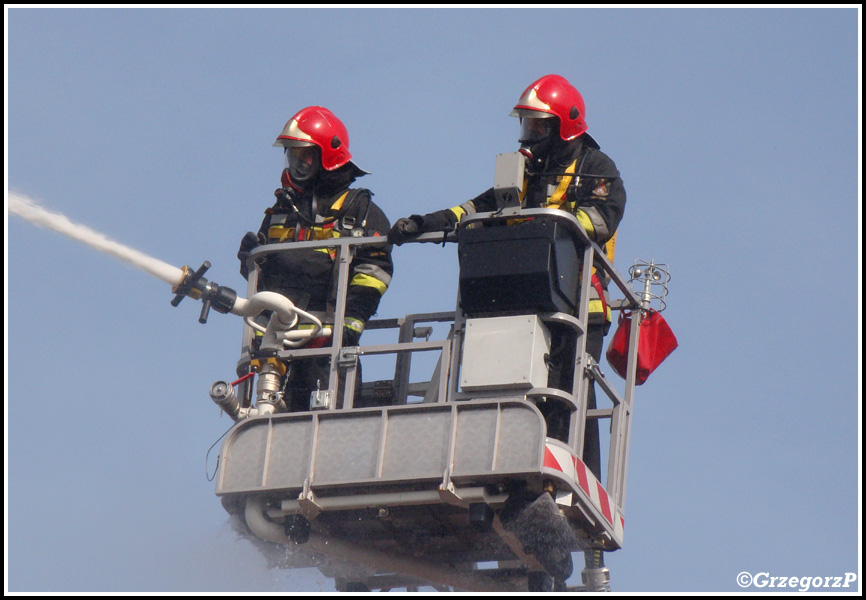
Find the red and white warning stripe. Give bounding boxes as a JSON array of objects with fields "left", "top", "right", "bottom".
[{"left": 543, "top": 441, "right": 625, "bottom": 545}]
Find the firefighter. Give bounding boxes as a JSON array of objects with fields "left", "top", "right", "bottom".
[
  {"left": 388, "top": 75, "right": 625, "bottom": 479},
  {"left": 238, "top": 106, "right": 393, "bottom": 411}
]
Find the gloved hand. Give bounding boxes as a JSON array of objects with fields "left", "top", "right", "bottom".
[
  {"left": 237, "top": 231, "right": 262, "bottom": 279},
  {"left": 388, "top": 215, "right": 425, "bottom": 245},
  {"left": 342, "top": 327, "right": 362, "bottom": 348},
  {"left": 274, "top": 186, "right": 298, "bottom": 209},
  {"left": 342, "top": 316, "right": 364, "bottom": 347}
]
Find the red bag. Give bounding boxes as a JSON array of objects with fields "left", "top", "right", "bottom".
[{"left": 605, "top": 309, "right": 678, "bottom": 385}]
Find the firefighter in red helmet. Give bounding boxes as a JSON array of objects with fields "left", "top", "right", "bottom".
[
  {"left": 238, "top": 106, "right": 393, "bottom": 411},
  {"left": 389, "top": 75, "right": 626, "bottom": 480}
]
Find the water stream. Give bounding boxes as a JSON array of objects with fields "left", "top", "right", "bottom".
[{"left": 8, "top": 191, "right": 184, "bottom": 287}]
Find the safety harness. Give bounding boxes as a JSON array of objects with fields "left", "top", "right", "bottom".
[{"left": 520, "top": 157, "right": 616, "bottom": 323}]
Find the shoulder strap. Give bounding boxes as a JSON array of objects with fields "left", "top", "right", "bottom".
[{"left": 546, "top": 160, "right": 578, "bottom": 208}]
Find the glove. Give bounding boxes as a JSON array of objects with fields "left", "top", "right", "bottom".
[
  {"left": 565, "top": 182, "right": 583, "bottom": 205},
  {"left": 274, "top": 186, "right": 298, "bottom": 209},
  {"left": 237, "top": 231, "right": 262, "bottom": 279},
  {"left": 388, "top": 215, "right": 425, "bottom": 246},
  {"left": 342, "top": 316, "right": 364, "bottom": 347},
  {"left": 342, "top": 327, "right": 362, "bottom": 348}
]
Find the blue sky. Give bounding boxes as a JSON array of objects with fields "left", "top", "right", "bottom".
[{"left": 6, "top": 7, "right": 861, "bottom": 593}]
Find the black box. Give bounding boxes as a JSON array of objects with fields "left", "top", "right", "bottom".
[{"left": 457, "top": 217, "right": 582, "bottom": 316}]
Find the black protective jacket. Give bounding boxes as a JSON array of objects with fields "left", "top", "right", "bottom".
[
  {"left": 425, "top": 134, "right": 624, "bottom": 245},
  {"left": 247, "top": 185, "right": 393, "bottom": 329},
  {"left": 420, "top": 133, "right": 625, "bottom": 322}
]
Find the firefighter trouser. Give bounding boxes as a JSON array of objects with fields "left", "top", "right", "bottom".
[
  {"left": 583, "top": 324, "right": 605, "bottom": 480},
  {"left": 542, "top": 322, "right": 606, "bottom": 480}
]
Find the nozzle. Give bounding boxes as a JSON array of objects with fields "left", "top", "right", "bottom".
[
  {"left": 171, "top": 260, "right": 238, "bottom": 323},
  {"left": 171, "top": 261, "right": 211, "bottom": 306}
]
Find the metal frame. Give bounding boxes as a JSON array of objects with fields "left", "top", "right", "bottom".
[
  {"left": 451, "top": 208, "right": 643, "bottom": 514},
  {"left": 218, "top": 209, "right": 646, "bottom": 591}
]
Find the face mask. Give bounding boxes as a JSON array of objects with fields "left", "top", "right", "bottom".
[
  {"left": 518, "top": 117, "right": 554, "bottom": 145},
  {"left": 518, "top": 117, "right": 557, "bottom": 164},
  {"left": 285, "top": 145, "right": 321, "bottom": 189}
]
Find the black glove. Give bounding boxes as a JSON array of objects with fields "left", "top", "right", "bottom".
[
  {"left": 342, "top": 326, "right": 362, "bottom": 348},
  {"left": 341, "top": 316, "right": 364, "bottom": 347},
  {"left": 237, "top": 231, "right": 262, "bottom": 279},
  {"left": 566, "top": 178, "right": 593, "bottom": 204},
  {"left": 274, "top": 187, "right": 298, "bottom": 209},
  {"left": 388, "top": 215, "right": 425, "bottom": 245}
]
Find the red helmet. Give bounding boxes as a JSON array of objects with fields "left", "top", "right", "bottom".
[
  {"left": 510, "top": 74, "right": 587, "bottom": 140},
  {"left": 273, "top": 106, "right": 353, "bottom": 171}
]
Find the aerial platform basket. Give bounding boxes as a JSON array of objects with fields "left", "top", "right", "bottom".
[{"left": 213, "top": 208, "right": 647, "bottom": 592}]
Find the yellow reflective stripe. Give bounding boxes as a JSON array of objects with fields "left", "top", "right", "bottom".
[
  {"left": 269, "top": 217, "right": 342, "bottom": 243},
  {"left": 350, "top": 273, "right": 389, "bottom": 295},
  {"left": 604, "top": 231, "right": 617, "bottom": 264},
  {"left": 589, "top": 299, "right": 612, "bottom": 320},
  {"left": 330, "top": 191, "right": 350, "bottom": 211},
  {"left": 576, "top": 209, "right": 600, "bottom": 277},
  {"left": 574, "top": 209, "right": 595, "bottom": 237},
  {"left": 353, "top": 264, "right": 392, "bottom": 287},
  {"left": 311, "top": 226, "right": 339, "bottom": 240},
  {"left": 343, "top": 317, "right": 364, "bottom": 333},
  {"left": 269, "top": 226, "right": 294, "bottom": 242},
  {"left": 297, "top": 322, "right": 334, "bottom": 329},
  {"left": 268, "top": 225, "right": 338, "bottom": 242},
  {"left": 448, "top": 206, "right": 467, "bottom": 221}
]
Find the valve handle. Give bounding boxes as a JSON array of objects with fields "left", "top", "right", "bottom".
[{"left": 199, "top": 294, "right": 212, "bottom": 324}]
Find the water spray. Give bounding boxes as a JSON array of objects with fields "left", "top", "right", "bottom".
[
  {"left": 8, "top": 191, "right": 332, "bottom": 331},
  {"left": 9, "top": 191, "right": 235, "bottom": 321},
  {"left": 9, "top": 190, "right": 333, "bottom": 417},
  {"left": 9, "top": 191, "right": 185, "bottom": 287}
]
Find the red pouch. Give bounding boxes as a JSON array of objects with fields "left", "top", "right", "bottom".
[{"left": 605, "top": 309, "right": 678, "bottom": 385}]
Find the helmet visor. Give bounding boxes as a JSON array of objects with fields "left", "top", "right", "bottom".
[{"left": 518, "top": 116, "right": 555, "bottom": 144}]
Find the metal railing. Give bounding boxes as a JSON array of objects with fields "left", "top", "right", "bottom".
[{"left": 234, "top": 207, "right": 645, "bottom": 522}]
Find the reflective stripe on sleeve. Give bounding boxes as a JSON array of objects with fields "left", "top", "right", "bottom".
[
  {"left": 580, "top": 206, "right": 609, "bottom": 241},
  {"left": 574, "top": 209, "right": 596, "bottom": 238},
  {"left": 589, "top": 299, "right": 612, "bottom": 321},
  {"left": 343, "top": 317, "right": 365, "bottom": 334},
  {"left": 352, "top": 263, "right": 391, "bottom": 287},
  {"left": 450, "top": 200, "right": 478, "bottom": 222},
  {"left": 350, "top": 273, "right": 389, "bottom": 295}
]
